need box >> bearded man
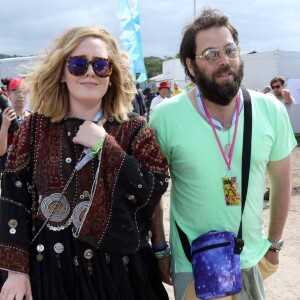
[149,8,297,300]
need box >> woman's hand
[1,108,16,130]
[0,272,32,300]
[73,119,107,148]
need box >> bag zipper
[192,241,231,255]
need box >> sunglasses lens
[272,85,281,89]
[204,49,220,62]
[93,59,111,77]
[67,57,88,76]
[199,49,220,63]
[225,44,239,59]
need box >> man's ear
[186,58,195,77]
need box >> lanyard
[201,94,240,171]
[93,110,104,122]
[195,87,243,131]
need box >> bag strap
[176,88,252,261]
[235,88,252,253]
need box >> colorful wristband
[153,246,171,259]
[88,134,106,158]
[152,241,168,250]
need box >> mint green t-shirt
[150,89,297,273]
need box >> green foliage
[0,54,22,59]
[144,55,177,79]
[144,56,163,79]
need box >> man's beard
[193,60,244,106]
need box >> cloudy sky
[1,0,299,58]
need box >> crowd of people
[0,7,297,300]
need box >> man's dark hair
[270,76,285,87]
[179,8,239,82]
[143,87,151,95]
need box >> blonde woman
[0,26,169,300]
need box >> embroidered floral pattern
[0,244,29,274]
[0,113,169,273]
[5,117,32,172]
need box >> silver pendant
[39,193,71,229]
[72,201,89,229]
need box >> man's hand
[265,249,279,265]
[157,255,172,285]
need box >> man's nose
[218,52,230,65]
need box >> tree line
[0,54,179,79]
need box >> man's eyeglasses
[194,43,240,64]
[67,56,113,78]
[271,84,282,90]
[12,89,30,96]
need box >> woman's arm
[0,272,32,300]
[0,116,33,277]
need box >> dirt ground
[162,146,300,300]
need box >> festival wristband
[152,241,168,251]
[153,247,171,259]
[88,134,107,158]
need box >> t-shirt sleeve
[149,108,170,163]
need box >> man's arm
[282,89,293,105]
[151,200,172,285]
[266,154,292,263]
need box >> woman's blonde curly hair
[26,26,135,123]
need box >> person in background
[172,82,182,96]
[0,26,169,300]
[262,85,275,97]
[150,8,296,300]
[120,51,147,118]
[150,81,170,110]
[0,82,8,98]
[270,76,294,108]
[0,77,30,178]
[132,83,147,117]
[143,87,156,117]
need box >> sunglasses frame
[12,89,30,96]
[67,56,113,78]
[194,43,240,64]
[271,84,282,90]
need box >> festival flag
[117,0,148,82]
